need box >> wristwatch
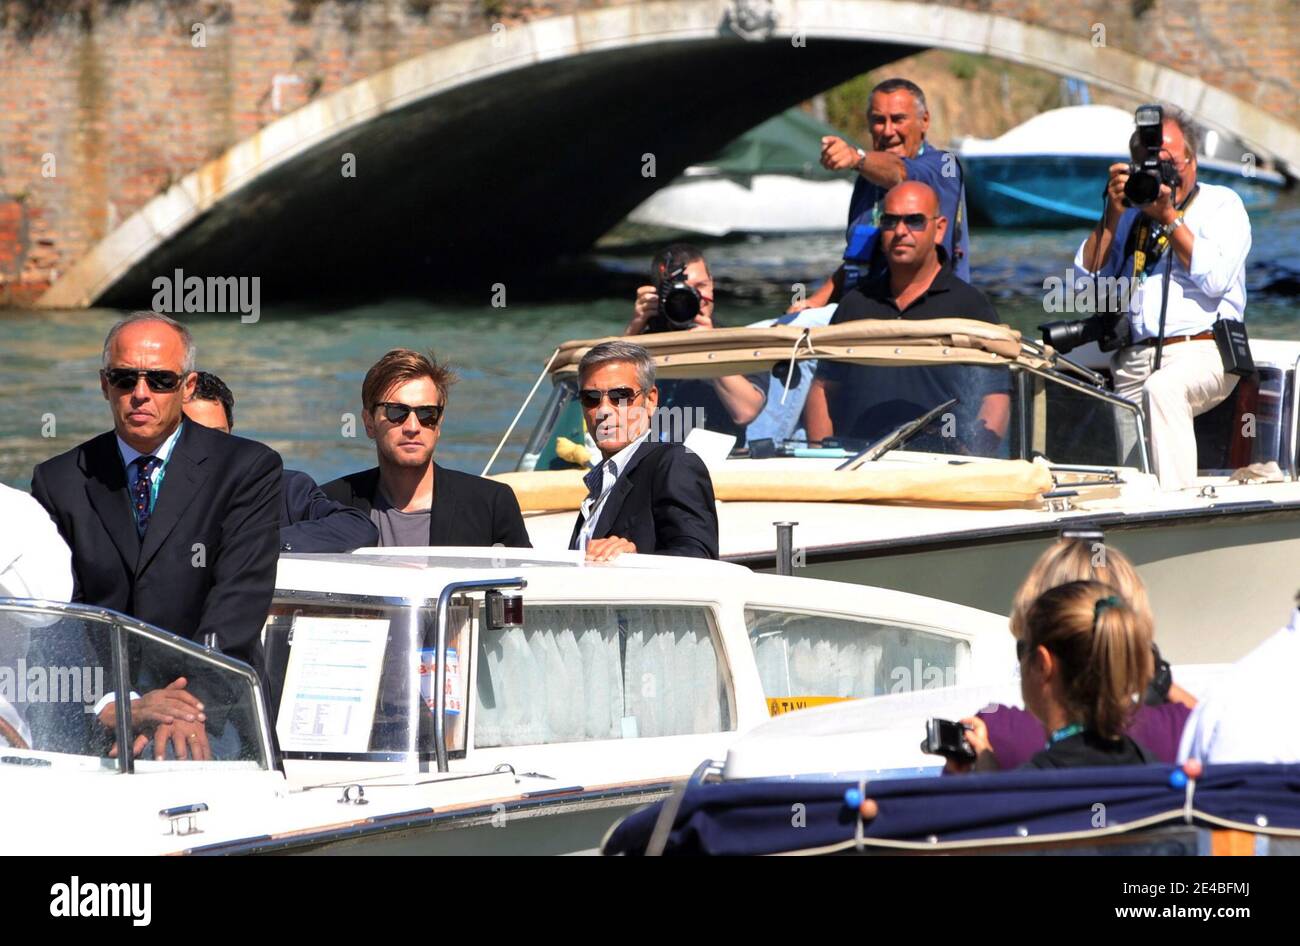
[1166,216,1184,233]
[855,147,866,172]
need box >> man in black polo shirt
[804,181,1011,456]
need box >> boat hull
[197,785,669,856]
[734,503,1300,665]
[963,154,1285,228]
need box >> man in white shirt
[0,483,73,602]
[1178,604,1300,764]
[1073,106,1251,490]
[0,483,74,749]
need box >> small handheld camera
[920,717,976,762]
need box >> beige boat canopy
[548,318,1053,380]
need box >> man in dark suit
[321,349,530,548]
[30,312,281,760]
[183,371,378,553]
[569,340,718,561]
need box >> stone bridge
[0,0,1294,307]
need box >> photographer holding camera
[623,244,767,443]
[1061,105,1251,491]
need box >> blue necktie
[132,455,162,536]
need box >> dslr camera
[1123,104,1181,206]
[646,261,702,333]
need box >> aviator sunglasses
[102,368,185,392]
[879,212,937,233]
[578,387,643,409]
[375,401,444,427]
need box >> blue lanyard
[1049,723,1085,746]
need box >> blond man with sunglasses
[322,348,530,549]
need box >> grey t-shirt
[370,490,432,548]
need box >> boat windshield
[0,600,271,770]
[513,349,1162,472]
[516,361,1021,469]
[264,596,471,762]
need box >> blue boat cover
[602,763,1300,856]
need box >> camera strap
[1130,184,1199,280]
[1139,185,1198,372]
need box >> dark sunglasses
[880,212,937,233]
[102,368,185,392]
[375,401,444,427]
[578,387,643,409]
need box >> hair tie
[1093,594,1122,626]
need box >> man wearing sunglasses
[568,341,718,562]
[322,349,530,549]
[30,312,282,761]
[183,371,378,553]
[804,181,1010,454]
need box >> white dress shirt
[577,433,648,551]
[0,484,73,749]
[1073,181,1251,342]
[1178,609,1300,764]
[0,483,73,602]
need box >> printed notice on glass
[275,616,390,753]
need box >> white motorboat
[0,548,1014,855]
[624,108,854,236]
[488,320,1300,665]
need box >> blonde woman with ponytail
[955,538,1193,770]
[953,580,1157,771]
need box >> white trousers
[1111,341,1237,491]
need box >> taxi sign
[766,695,852,717]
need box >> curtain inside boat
[745,608,971,699]
[474,604,729,747]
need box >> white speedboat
[624,108,855,236]
[489,320,1300,665]
[0,548,1014,855]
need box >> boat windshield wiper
[836,397,959,470]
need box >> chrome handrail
[1289,357,1300,479]
[431,578,526,773]
[0,597,275,771]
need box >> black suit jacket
[30,420,282,668]
[280,469,378,553]
[568,441,718,559]
[321,462,531,548]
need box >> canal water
[3,207,1297,490]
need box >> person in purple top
[977,691,1192,768]
[949,537,1196,771]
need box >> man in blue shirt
[793,78,970,312]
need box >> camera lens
[1123,169,1161,206]
[1040,320,1086,353]
[662,283,701,329]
